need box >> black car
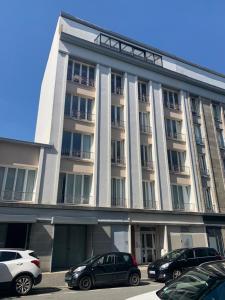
[148,247,223,282]
[65,252,141,290]
[155,260,225,300]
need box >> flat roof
[61,11,225,80]
[0,136,52,148]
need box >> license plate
[150,270,155,275]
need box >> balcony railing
[111,119,125,128]
[71,75,95,87]
[111,157,125,166]
[61,149,94,160]
[164,103,181,111]
[173,202,195,212]
[140,124,152,134]
[112,87,123,95]
[111,197,126,208]
[138,94,149,103]
[143,200,157,210]
[0,190,34,202]
[58,196,92,205]
[204,203,215,213]
[167,132,185,142]
[200,168,210,177]
[169,165,190,175]
[95,33,163,67]
[195,137,205,146]
[142,160,154,170]
[65,111,95,122]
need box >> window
[191,97,200,115]
[199,154,208,175]
[163,89,180,110]
[111,140,125,164]
[140,145,153,168]
[184,249,194,259]
[111,178,125,207]
[139,112,151,133]
[167,150,186,173]
[111,73,122,95]
[171,185,191,210]
[64,94,93,121]
[104,254,115,265]
[142,181,155,209]
[0,251,18,262]
[111,105,124,127]
[213,104,221,122]
[217,129,225,148]
[61,131,92,159]
[67,60,95,87]
[208,248,218,256]
[195,248,208,258]
[194,124,203,145]
[138,82,148,102]
[57,173,92,205]
[165,119,183,140]
[204,187,213,211]
[0,167,36,202]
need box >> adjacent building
[1,12,225,271]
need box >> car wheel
[173,269,182,279]
[13,275,33,296]
[129,273,140,286]
[78,276,92,290]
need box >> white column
[162,225,169,256]
[151,82,172,210]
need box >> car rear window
[195,248,208,258]
[0,251,18,262]
[29,251,38,259]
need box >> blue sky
[0,0,225,141]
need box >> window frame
[65,94,94,122]
[111,73,123,95]
[111,177,125,207]
[67,59,95,87]
[142,181,155,209]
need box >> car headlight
[73,266,86,273]
[160,263,170,270]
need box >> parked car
[65,252,141,290]
[148,247,223,282]
[0,249,42,296]
[146,260,225,300]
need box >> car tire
[78,276,92,290]
[172,269,182,279]
[129,273,140,286]
[13,274,33,296]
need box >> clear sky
[0,0,225,141]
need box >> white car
[0,249,42,296]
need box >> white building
[1,12,225,271]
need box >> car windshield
[157,269,217,300]
[81,255,101,265]
[161,249,186,260]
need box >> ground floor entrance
[141,231,156,264]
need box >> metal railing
[173,202,195,212]
[71,75,95,87]
[112,87,123,95]
[200,168,210,177]
[138,94,150,103]
[142,160,154,170]
[164,103,181,111]
[95,33,163,67]
[111,119,125,128]
[204,203,216,213]
[57,196,92,205]
[140,124,152,134]
[65,111,95,122]
[111,157,125,166]
[143,200,157,210]
[166,132,185,142]
[195,137,205,145]
[0,190,34,202]
[111,197,126,208]
[61,149,94,160]
[169,165,190,175]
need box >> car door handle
[17,263,23,266]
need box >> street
[0,268,164,300]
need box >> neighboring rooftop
[0,136,51,148]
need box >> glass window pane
[111,74,115,93]
[57,173,66,203]
[116,76,122,92]
[64,94,71,116]
[83,135,91,159]
[25,170,36,201]
[89,67,95,86]
[83,175,91,204]
[66,174,74,204]
[72,96,79,118]
[87,100,92,121]
[0,167,5,194]
[80,98,86,119]
[67,60,73,81]
[4,168,16,200]
[74,175,82,204]
[62,131,71,156]
[81,65,88,84]
[72,133,81,157]
[74,63,80,82]
[14,169,25,200]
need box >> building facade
[1,12,225,271]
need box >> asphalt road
[0,280,163,300]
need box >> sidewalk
[39,265,148,288]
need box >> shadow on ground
[0,287,61,299]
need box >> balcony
[58,196,92,205]
[111,119,125,129]
[112,87,123,96]
[143,200,157,210]
[95,33,163,67]
[70,75,95,88]
[0,190,34,202]
[169,165,190,175]
[164,103,181,112]
[138,94,149,103]
[140,124,152,134]
[204,203,215,213]
[167,132,185,142]
[111,157,125,166]
[111,197,126,208]
[65,111,95,123]
[61,149,94,161]
[173,202,195,212]
[142,160,154,170]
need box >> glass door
[141,231,156,263]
